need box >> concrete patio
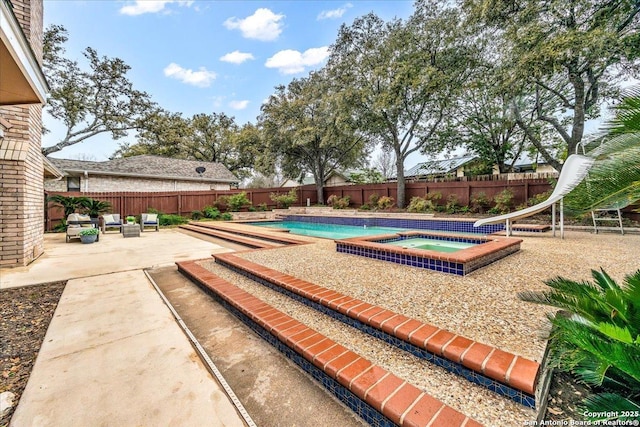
[1,230,248,426]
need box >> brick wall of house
[0,0,45,267]
[44,175,231,192]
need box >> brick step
[176,260,483,427]
[186,221,306,246]
[213,253,539,408]
[179,224,278,249]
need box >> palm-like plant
[565,86,640,212]
[80,198,112,218]
[519,269,640,421]
[47,195,91,217]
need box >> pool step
[212,252,539,408]
[176,260,483,427]
[185,221,307,246]
[179,224,277,249]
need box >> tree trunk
[316,184,324,205]
[395,154,406,208]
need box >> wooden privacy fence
[45,179,554,231]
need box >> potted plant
[126,215,136,224]
[78,227,99,244]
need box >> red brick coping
[180,224,276,249]
[212,252,539,397]
[177,260,482,427]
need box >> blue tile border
[215,259,536,409]
[186,272,396,427]
[284,215,504,235]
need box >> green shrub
[191,210,203,220]
[359,203,373,211]
[445,194,461,214]
[493,189,514,214]
[257,203,268,211]
[213,196,229,212]
[527,189,553,207]
[470,192,491,214]
[203,206,221,219]
[78,227,99,236]
[332,196,351,209]
[368,193,380,206]
[407,194,439,213]
[377,196,394,210]
[227,192,251,212]
[519,269,640,422]
[221,212,233,221]
[270,189,297,208]
[159,214,188,226]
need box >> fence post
[178,192,182,216]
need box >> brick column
[0,0,45,267]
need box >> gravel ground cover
[199,225,638,425]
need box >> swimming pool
[248,221,407,239]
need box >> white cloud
[163,63,216,87]
[220,51,255,64]
[317,3,352,20]
[223,8,284,41]
[229,100,250,110]
[120,0,193,16]
[265,47,329,74]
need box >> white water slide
[473,154,595,238]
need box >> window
[67,177,80,191]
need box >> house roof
[47,155,238,183]
[404,155,477,177]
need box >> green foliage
[377,196,394,210]
[202,206,221,219]
[368,193,380,206]
[565,86,640,213]
[191,210,203,220]
[470,192,491,214]
[519,269,640,421]
[159,214,188,226]
[221,213,233,221]
[527,190,553,207]
[256,203,268,212]
[407,195,438,213]
[78,227,99,236]
[42,25,156,156]
[213,196,229,212]
[258,69,370,204]
[466,0,639,168]
[227,192,251,212]
[47,195,90,217]
[328,4,475,207]
[269,189,298,209]
[349,169,385,184]
[492,189,514,213]
[126,215,136,223]
[80,199,112,218]
[445,194,461,213]
[331,196,351,210]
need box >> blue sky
[43,0,415,161]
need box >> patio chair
[66,213,100,243]
[140,213,159,232]
[100,213,123,233]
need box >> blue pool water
[248,221,407,239]
[384,237,475,253]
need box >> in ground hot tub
[335,231,522,275]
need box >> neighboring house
[404,154,557,181]
[0,0,49,267]
[404,155,479,180]
[45,155,238,193]
[280,169,380,188]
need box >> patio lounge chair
[100,213,123,233]
[66,213,100,243]
[140,213,159,232]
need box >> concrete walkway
[1,230,248,426]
